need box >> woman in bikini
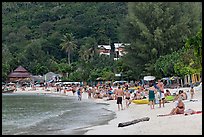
[158,99,185,116]
[158,99,202,117]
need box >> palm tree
[79,47,89,62]
[60,33,77,65]
[79,37,97,62]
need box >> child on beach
[87,87,92,99]
[77,87,82,101]
[190,87,195,99]
[72,85,76,95]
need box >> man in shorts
[115,86,124,111]
[156,80,165,107]
[124,87,131,108]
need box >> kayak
[132,99,149,104]
[165,95,174,101]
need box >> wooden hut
[8,66,31,82]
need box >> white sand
[12,86,202,135]
[84,87,202,135]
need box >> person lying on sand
[184,109,202,116]
[158,109,202,117]
[157,99,202,117]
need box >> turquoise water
[2,93,115,135]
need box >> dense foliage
[119,2,202,79]
[2,2,127,81]
[2,2,202,82]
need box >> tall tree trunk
[68,52,71,65]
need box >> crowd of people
[3,79,198,114]
[52,79,196,112]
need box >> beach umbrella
[143,76,155,81]
[8,82,15,85]
[162,77,169,80]
[96,77,103,81]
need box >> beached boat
[132,99,149,104]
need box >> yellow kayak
[132,99,149,104]
[165,95,174,101]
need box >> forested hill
[2,2,202,82]
[3,2,127,43]
[2,2,128,80]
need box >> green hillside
[2,2,202,82]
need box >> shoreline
[4,88,117,135]
[6,86,202,135]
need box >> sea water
[2,93,115,135]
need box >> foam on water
[2,93,115,135]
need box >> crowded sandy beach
[5,80,202,135]
[84,86,202,135]
[2,2,202,135]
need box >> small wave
[33,109,72,124]
[57,110,72,117]
[12,109,72,130]
[3,94,117,135]
[14,131,29,135]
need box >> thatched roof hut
[8,66,31,82]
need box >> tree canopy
[119,2,202,79]
[2,2,202,82]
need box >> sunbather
[157,99,185,116]
[157,99,202,117]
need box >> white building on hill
[97,43,130,60]
[97,45,111,56]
